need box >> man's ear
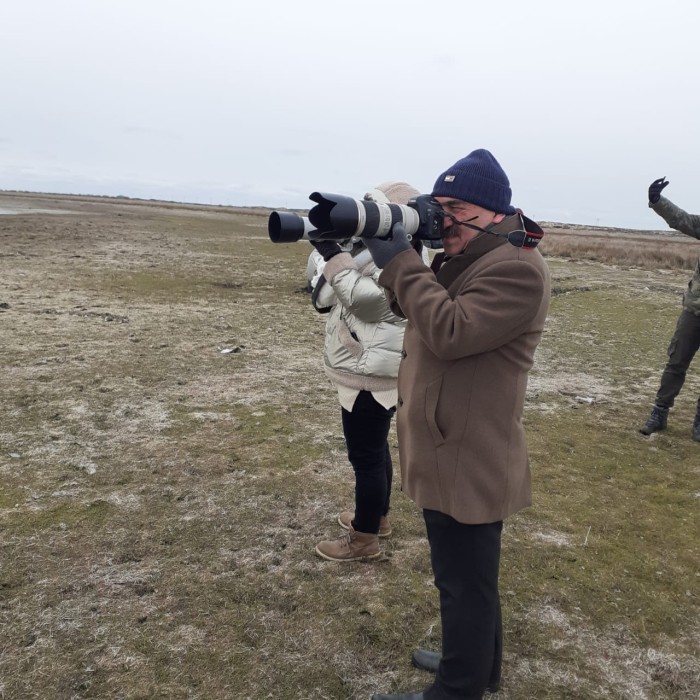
[493,213,506,224]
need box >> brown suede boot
[338,510,392,537]
[315,528,381,561]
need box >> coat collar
[436,227,507,290]
[434,213,538,290]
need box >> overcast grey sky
[2,0,699,229]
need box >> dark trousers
[655,309,700,413]
[341,390,394,535]
[423,510,503,700]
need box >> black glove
[364,223,412,269]
[310,239,342,262]
[648,177,669,204]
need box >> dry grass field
[1,191,698,699]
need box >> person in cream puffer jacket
[311,181,424,562]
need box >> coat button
[398,398,403,407]
[401,350,407,358]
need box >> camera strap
[450,213,543,250]
[498,227,543,250]
[492,213,544,250]
[311,274,333,314]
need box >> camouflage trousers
[655,309,700,413]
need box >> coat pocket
[424,375,446,445]
[338,319,362,358]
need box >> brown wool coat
[378,230,551,524]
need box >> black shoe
[410,649,500,693]
[640,405,668,435]
[412,648,440,673]
[371,693,424,700]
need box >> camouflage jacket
[651,196,700,315]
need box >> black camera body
[268,193,445,249]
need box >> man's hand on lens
[648,177,669,204]
[364,223,412,269]
[310,240,342,261]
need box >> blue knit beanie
[431,149,515,215]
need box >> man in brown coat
[365,149,551,700]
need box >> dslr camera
[268,192,445,249]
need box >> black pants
[423,510,503,700]
[341,390,394,535]
[655,309,700,413]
